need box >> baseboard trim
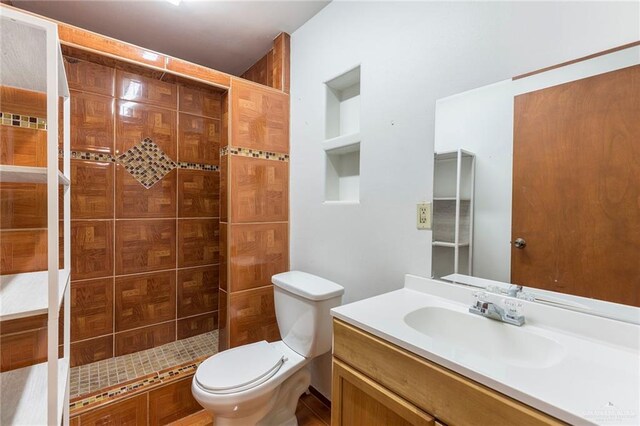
[309,385,331,408]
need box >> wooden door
[512,65,640,306]
[332,359,434,426]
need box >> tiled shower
[1,51,223,369]
[65,53,222,365]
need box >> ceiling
[11,0,330,75]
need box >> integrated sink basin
[404,306,565,369]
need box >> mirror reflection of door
[511,65,640,307]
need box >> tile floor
[168,392,331,426]
[70,331,218,398]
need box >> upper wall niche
[325,66,360,139]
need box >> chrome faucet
[469,292,525,326]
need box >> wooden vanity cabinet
[332,320,564,426]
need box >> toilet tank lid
[272,271,344,301]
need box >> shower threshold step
[69,331,218,416]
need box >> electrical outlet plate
[417,202,431,230]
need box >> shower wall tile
[71,160,114,219]
[228,286,280,348]
[177,219,219,268]
[177,313,218,340]
[179,84,222,118]
[70,90,115,154]
[114,321,176,356]
[115,166,177,218]
[64,57,115,96]
[220,154,228,223]
[177,265,219,318]
[116,70,177,109]
[0,183,47,229]
[115,219,176,275]
[0,229,47,274]
[218,289,228,351]
[177,169,219,218]
[70,335,114,367]
[229,223,288,292]
[230,155,289,223]
[116,100,176,157]
[0,126,47,167]
[177,113,220,165]
[0,85,47,117]
[0,328,48,371]
[219,223,228,292]
[115,271,177,332]
[71,220,114,280]
[70,278,114,341]
[230,79,289,153]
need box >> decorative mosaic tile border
[69,150,116,163]
[59,149,219,171]
[177,162,219,171]
[0,112,47,130]
[221,146,289,162]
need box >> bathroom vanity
[330,275,640,426]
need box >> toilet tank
[272,271,344,358]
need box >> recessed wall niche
[324,66,361,202]
[325,66,360,139]
[325,143,360,202]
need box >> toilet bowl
[192,271,344,425]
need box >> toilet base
[257,366,311,426]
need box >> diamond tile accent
[117,138,177,188]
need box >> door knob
[512,238,526,249]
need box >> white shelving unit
[0,6,71,426]
[323,66,361,203]
[432,149,475,279]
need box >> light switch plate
[417,202,431,230]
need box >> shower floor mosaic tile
[70,331,218,400]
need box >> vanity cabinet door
[332,359,435,426]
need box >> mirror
[431,43,640,323]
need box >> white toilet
[192,271,344,425]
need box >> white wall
[290,1,640,398]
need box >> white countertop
[331,275,640,425]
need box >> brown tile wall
[220,78,290,349]
[240,33,291,94]
[72,376,201,426]
[65,56,223,366]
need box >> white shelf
[322,132,360,153]
[433,197,471,201]
[0,165,70,186]
[0,269,70,321]
[433,241,470,248]
[0,358,69,426]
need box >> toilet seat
[195,341,285,394]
